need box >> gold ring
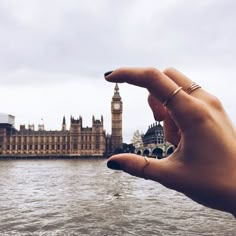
[163,87,182,106]
[142,156,150,180]
[185,82,201,94]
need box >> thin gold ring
[185,82,201,94]
[142,156,150,180]
[163,87,182,106]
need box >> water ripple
[0,159,235,235]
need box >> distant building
[142,122,165,146]
[0,84,123,158]
[111,83,123,152]
[135,122,175,158]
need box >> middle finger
[163,67,207,100]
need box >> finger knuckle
[190,101,214,124]
[144,67,162,81]
[206,95,223,111]
[163,67,175,75]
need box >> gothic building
[111,83,123,151]
[142,122,165,146]
[137,122,174,158]
[0,84,123,158]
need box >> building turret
[62,116,66,131]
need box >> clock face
[113,103,120,109]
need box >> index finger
[104,67,203,130]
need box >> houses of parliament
[0,84,123,158]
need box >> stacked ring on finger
[163,87,182,107]
[185,82,201,94]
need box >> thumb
[107,153,174,184]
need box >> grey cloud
[0,0,236,86]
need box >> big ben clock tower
[111,83,123,152]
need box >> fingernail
[104,71,113,77]
[107,160,121,170]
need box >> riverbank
[0,154,108,160]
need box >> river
[0,159,235,236]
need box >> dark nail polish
[107,160,121,170]
[104,71,113,77]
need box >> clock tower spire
[111,83,123,152]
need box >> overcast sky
[0,0,236,142]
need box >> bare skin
[105,67,236,217]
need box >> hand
[105,67,236,216]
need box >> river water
[0,159,235,236]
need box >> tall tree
[131,130,143,149]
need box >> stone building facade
[0,84,123,157]
[111,83,123,151]
[134,122,175,158]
